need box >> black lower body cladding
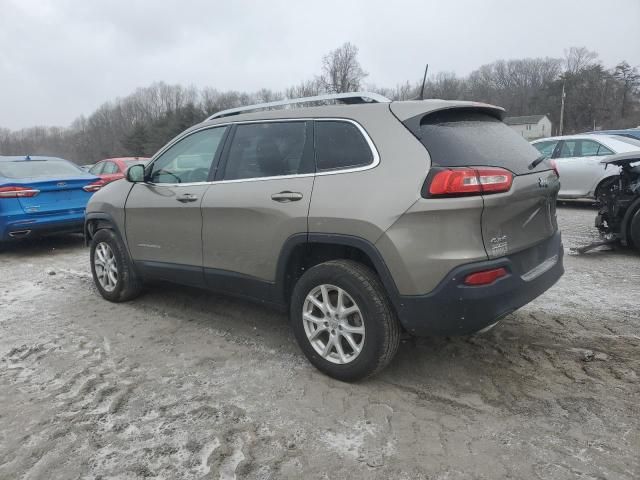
[397,231,564,336]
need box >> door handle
[177,193,199,203]
[271,191,303,202]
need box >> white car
[532,134,640,199]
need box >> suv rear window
[315,121,373,171]
[412,110,549,175]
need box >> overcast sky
[2,0,639,130]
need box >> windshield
[0,159,83,179]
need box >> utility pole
[559,81,566,136]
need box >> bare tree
[613,61,640,118]
[319,42,368,93]
[285,79,323,99]
[564,47,598,74]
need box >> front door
[125,126,228,284]
[201,121,315,300]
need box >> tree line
[1,44,638,164]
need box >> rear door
[406,109,559,259]
[201,120,314,293]
[125,126,228,283]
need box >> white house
[504,115,552,140]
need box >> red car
[88,157,149,186]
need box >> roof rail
[206,91,391,120]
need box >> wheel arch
[593,175,620,199]
[275,233,401,309]
[84,213,128,252]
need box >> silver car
[532,134,640,199]
[85,92,564,381]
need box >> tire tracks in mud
[0,329,299,479]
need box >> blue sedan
[0,155,103,242]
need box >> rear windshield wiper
[528,155,547,171]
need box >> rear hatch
[0,159,99,216]
[398,107,560,260]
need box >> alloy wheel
[94,242,118,292]
[302,284,365,365]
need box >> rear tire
[90,229,143,302]
[290,260,400,382]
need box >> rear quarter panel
[375,196,487,295]
[308,108,428,243]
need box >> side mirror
[126,164,145,183]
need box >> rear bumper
[396,231,564,336]
[0,212,85,241]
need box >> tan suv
[85,92,564,381]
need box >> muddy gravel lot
[0,203,638,480]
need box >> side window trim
[143,117,380,185]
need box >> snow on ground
[0,203,638,479]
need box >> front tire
[290,260,400,382]
[90,229,143,302]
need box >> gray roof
[503,115,547,125]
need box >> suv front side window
[222,121,311,180]
[149,127,227,184]
[315,121,374,171]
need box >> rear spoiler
[390,101,505,138]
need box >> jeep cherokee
[85,92,564,381]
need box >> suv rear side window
[315,121,373,171]
[413,110,548,175]
[223,121,311,180]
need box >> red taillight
[464,267,508,286]
[425,167,513,197]
[0,186,40,198]
[83,180,105,192]
[550,159,559,178]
